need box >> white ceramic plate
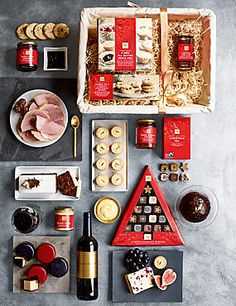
[15,166,81,201]
[10,89,68,148]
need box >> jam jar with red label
[177,35,194,70]
[16,42,38,72]
[136,119,157,149]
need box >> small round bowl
[175,185,219,229]
[94,197,121,224]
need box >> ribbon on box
[159,8,174,114]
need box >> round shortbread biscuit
[43,23,56,40]
[53,23,70,38]
[25,23,38,40]
[34,23,47,40]
[16,23,29,40]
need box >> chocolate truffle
[179,192,211,223]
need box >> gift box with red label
[98,17,153,72]
[163,117,191,160]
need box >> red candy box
[163,117,191,160]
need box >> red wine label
[136,126,157,144]
[54,214,74,230]
[77,251,97,279]
[17,49,38,65]
[89,74,113,100]
[178,44,194,61]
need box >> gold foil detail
[77,251,97,279]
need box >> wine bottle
[77,212,98,300]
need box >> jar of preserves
[54,206,74,231]
[177,35,194,70]
[16,42,38,72]
[136,119,157,149]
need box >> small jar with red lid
[136,119,157,149]
[177,35,194,71]
[16,42,38,72]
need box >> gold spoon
[71,115,80,158]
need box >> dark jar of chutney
[136,119,157,149]
[16,42,38,72]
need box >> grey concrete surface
[0,0,236,306]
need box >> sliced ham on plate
[18,130,38,142]
[31,131,48,141]
[35,116,65,135]
[21,110,50,132]
[33,93,62,107]
[29,101,38,111]
[39,104,65,127]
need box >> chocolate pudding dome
[179,192,211,223]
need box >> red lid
[36,243,56,264]
[27,265,47,284]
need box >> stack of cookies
[16,23,70,40]
[141,79,156,94]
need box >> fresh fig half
[162,268,177,286]
[154,275,167,291]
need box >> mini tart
[154,256,167,270]
[110,173,123,186]
[136,51,152,64]
[142,78,155,86]
[95,126,109,139]
[95,174,109,187]
[102,41,114,51]
[95,142,109,155]
[95,158,109,171]
[110,142,123,155]
[111,158,124,171]
[110,125,123,138]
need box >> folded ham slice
[21,110,50,132]
[18,130,38,142]
[36,116,64,135]
[33,93,62,107]
[40,104,65,127]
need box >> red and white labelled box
[163,117,191,160]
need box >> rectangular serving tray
[91,120,128,192]
[15,166,81,201]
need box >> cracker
[43,22,56,40]
[34,23,47,40]
[25,23,38,40]
[53,23,70,38]
[16,23,29,40]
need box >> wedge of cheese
[125,267,154,294]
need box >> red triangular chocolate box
[112,166,184,246]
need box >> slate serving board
[112,250,183,303]
[13,236,70,293]
[0,78,82,161]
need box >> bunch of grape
[124,248,150,272]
